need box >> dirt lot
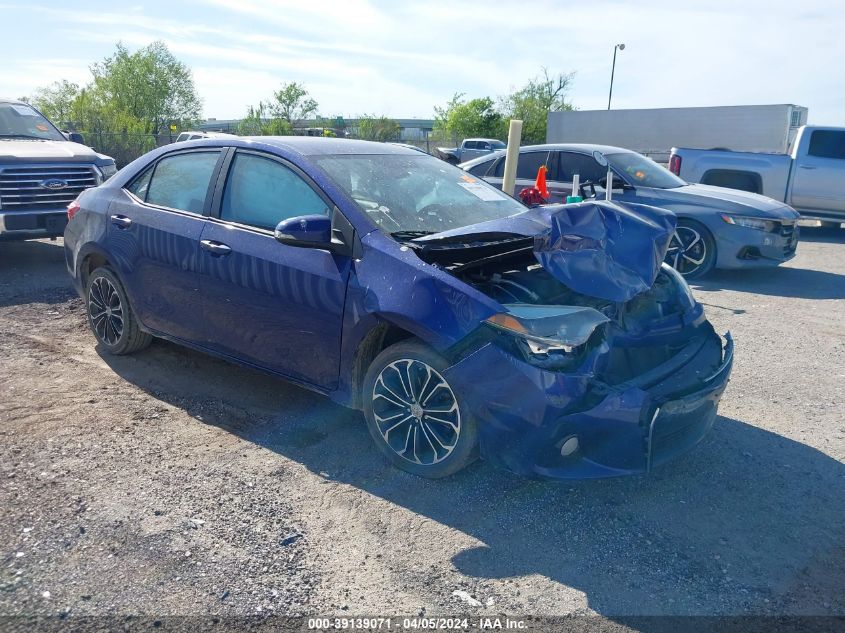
[1,228,843,621]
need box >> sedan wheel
[665,221,716,278]
[363,341,477,478]
[89,276,124,345]
[86,267,152,355]
[372,359,461,466]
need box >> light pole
[607,43,625,110]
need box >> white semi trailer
[546,104,808,164]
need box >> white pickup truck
[669,125,845,225]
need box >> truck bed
[671,147,792,202]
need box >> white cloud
[2,0,842,124]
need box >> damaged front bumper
[443,328,733,479]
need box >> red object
[67,199,81,220]
[535,165,549,198]
[519,187,547,206]
[668,154,682,176]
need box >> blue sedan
[461,144,801,278]
[64,137,732,479]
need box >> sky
[1,0,842,125]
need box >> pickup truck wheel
[86,267,152,355]
[362,341,478,478]
[665,219,716,279]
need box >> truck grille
[0,165,97,211]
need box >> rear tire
[362,340,478,478]
[665,219,716,279]
[86,266,152,355]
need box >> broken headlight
[661,263,696,310]
[485,304,610,368]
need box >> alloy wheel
[89,276,124,345]
[665,226,708,276]
[371,359,461,466]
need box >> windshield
[490,140,506,149]
[605,152,686,189]
[0,103,65,141]
[315,154,527,235]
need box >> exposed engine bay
[412,236,690,328]
[411,235,711,381]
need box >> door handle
[200,239,232,256]
[798,165,817,170]
[110,214,132,229]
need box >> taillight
[67,199,81,220]
[668,154,682,175]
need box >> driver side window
[221,153,330,231]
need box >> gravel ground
[0,227,843,621]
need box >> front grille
[0,165,97,211]
[780,221,798,255]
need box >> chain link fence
[79,131,176,168]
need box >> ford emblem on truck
[40,178,68,190]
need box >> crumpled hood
[0,139,103,163]
[638,183,798,219]
[416,201,677,302]
[532,201,676,302]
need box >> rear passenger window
[221,153,330,231]
[808,130,845,160]
[515,152,550,179]
[463,141,478,150]
[145,151,220,214]
[127,166,153,200]
[466,159,493,177]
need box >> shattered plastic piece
[533,201,676,302]
[452,590,483,607]
[280,532,303,546]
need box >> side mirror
[68,132,85,145]
[599,176,628,192]
[274,215,332,248]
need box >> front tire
[86,267,152,355]
[362,341,478,478]
[665,219,716,279]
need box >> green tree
[90,41,202,134]
[433,93,504,143]
[355,114,400,141]
[29,41,198,166]
[237,103,292,136]
[268,82,318,127]
[30,80,80,125]
[68,86,156,167]
[500,69,574,144]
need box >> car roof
[0,97,27,105]
[183,136,423,156]
[459,143,637,167]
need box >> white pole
[501,119,523,196]
[605,168,613,201]
[572,173,580,198]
